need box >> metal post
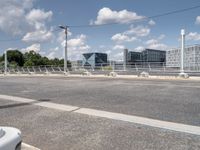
[180,29,185,73]
[59,25,68,74]
[179,29,188,78]
[4,50,7,75]
[64,27,68,73]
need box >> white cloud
[57,30,72,44]
[148,20,156,26]
[134,46,144,52]
[111,25,150,44]
[0,0,54,44]
[66,34,90,60]
[111,33,137,43]
[0,0,34,35]
[113,52,123,61]
[22,30,53,43]
[147,43,167,50]
[158,34,166,40]
[186,32,200,41]
[195,16,200,25]
[113,45,125,50]
[47,51,56,59]
[145,35,168,50]
[92,7,144,25]
[145,39,158,45]
[26,9,53,30]
[125,25,150,37]
[105,50,112,55]
[22,43,41,53]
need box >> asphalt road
[0,76,200,150]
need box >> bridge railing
[0,62,200,75]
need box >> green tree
[24,51,42,66]
[4,50,24,66]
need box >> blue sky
[1,0,200,61]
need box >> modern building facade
[82,53,108,68]
[166,45,200,68]
[141,49,166,62]
[125,48,166,63]
[128,51,142,62]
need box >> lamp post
[179,29,188,78]
[59,25,68,74]
[4,50,7,75]
[180,29,185,73]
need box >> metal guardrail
[1,62,200,76]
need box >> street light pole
[59,25,68,74]
[180,29,185,73]
[179,29,189,78]
[4,50,7,75]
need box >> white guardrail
[0,62,200,76]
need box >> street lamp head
[59,25,67,29]
[181,29,185,36]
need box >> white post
[64,27,68,73]
[180,29,185,73]
[179,29,188,78]
[4,50,7,75]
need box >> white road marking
[35,102,79,112]
[22,143,40,150]
[1,94,200,136]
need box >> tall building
[82,53,107,68]
[166,45,200,68]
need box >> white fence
[0,62,200,76]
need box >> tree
[4,50,24,66]
[24,51,42,66]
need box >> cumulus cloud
[145,39,158,45]
[158,34,166,40]
[186,32,200,41]
[125,25,150,37]
[0,0,34,35]
[47,51,56,59]
[145,34,168,50]
[111,33,137,43]
[26,9,53,30]
[92,7,144,25]
[134,46,145,52]
[195,16,200,25]
[113,52,123,61]
[147,43,167,50]
[22,30,53,43]
[57,29,72,44]
[22,43,41,53]
[113,45,125,50]
[65,34,90,60]
[148,20,156,26]
[0,0,54,43]
[111,25,150,44]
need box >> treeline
[0,50,71,68]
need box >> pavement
[0,76,200,150]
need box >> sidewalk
[1,73,200,81]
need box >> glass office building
[126,49,166,63]
[141,49,166,62]
[82,53,108,68]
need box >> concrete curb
[1,73,200,81]
[22,143,40,150]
